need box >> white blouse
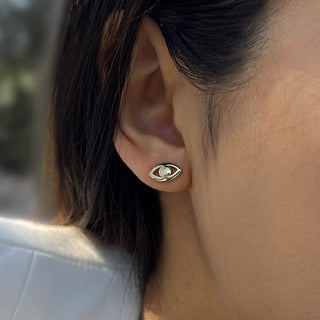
[0,216,142,320]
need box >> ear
[108,17,191,192]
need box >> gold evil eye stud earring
[149,163,182,182]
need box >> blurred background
[0,0,64,222]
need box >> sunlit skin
[111,1,320,319]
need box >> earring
[149,163,182,182]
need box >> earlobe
[114,122,191,192]
[111,17,192,192]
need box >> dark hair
[45,0,270,285]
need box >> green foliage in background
[0,0,55,174]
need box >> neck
[142,191,226,320]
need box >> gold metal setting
[149,163,182,182]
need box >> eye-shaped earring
[149,163,182,182]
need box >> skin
[112,1,320,319]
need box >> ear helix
[149,163,182,182]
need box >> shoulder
[0,216,142,320]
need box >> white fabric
[0,216,142,320]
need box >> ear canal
[149,163,182,182]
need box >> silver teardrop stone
[159,165,172,177]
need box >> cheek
[192,74,320,319]
[270,0,320,79]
